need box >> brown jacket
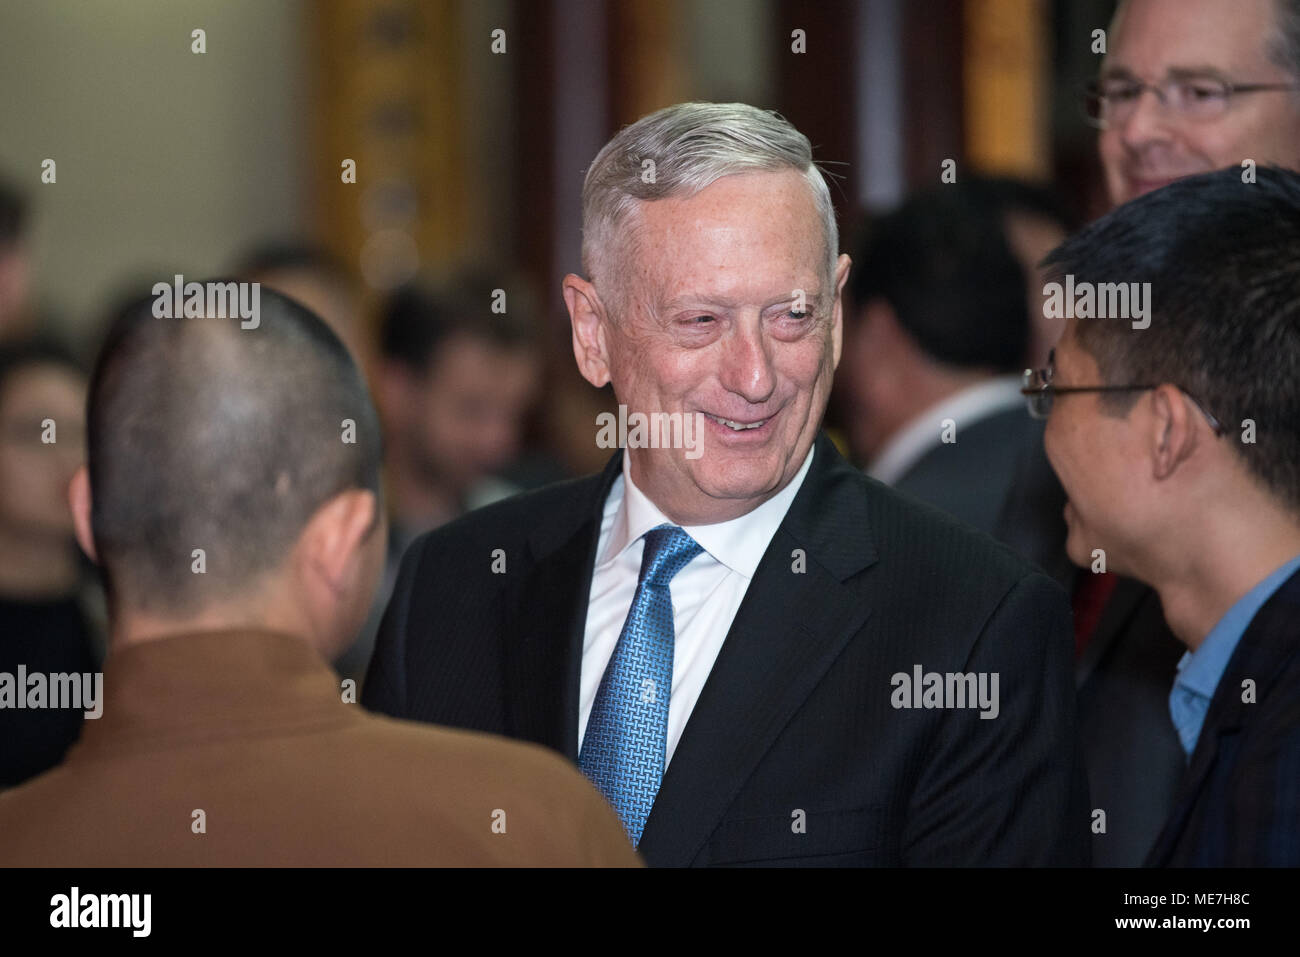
[0,630,641,867]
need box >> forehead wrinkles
[1108,0,1275,74]
[642,203,825,305]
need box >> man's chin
[690,458,790,508]
[1118,171,1206,204]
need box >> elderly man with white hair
[365,102,1089,867]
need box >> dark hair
[849,182,1030,372]
[1044,165,1300,512]
[86,283,383,613]
[379,274,536,375]
[959,176,1080,234]
[0,176,27,246]
[0,339,83,399]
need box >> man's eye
[689,315,714,324]
[1103,84,1141,102]
[788,310,809,320]
[1183,82,1226,100]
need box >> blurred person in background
[1095,0,1300,207]
[961,178,1077,370]
[237,241,369,371]
[842,182,1066,578]
[335,275,541,683]
[0,340,100,788]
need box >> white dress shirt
[867,374,1026,486]
[579,445,816,767]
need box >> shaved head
[86,284,382,614]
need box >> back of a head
[1045,165,1300,512]
[851,183,1030,373]
[86,284,382,615]
[959,176,1078,235]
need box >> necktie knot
[639,524,703,589]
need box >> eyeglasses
[1083,73,1300,129]
[1020,350,1225,436]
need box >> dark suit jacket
[1146,567,1300,866]
[365,433,1089,866]
[0,630,641,867]
[893,409,1072,586]
[1075,577,1187,866]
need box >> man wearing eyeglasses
[1057,0,1300,867]
[1024,166,1300,866]
[1092,0,1300,206]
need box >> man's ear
[68,465,97,563]
[830,253,852,369]
[297,488,380,599]
[563,274,612,388]
[1149,384,1199,481]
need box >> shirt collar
[867,375,1025,485]
[599,443,817,579]
[75,630,354,758]
[1174,552,1300,702]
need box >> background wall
[0,0,307,339]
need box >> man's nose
[718,319,776,404]
[1117,87,1175,150]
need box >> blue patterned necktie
[579,523,703,846]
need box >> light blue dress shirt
[1169,553,1300,759]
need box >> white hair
[580,102,839,315]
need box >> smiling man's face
[1100,0,1300,206]
[573,168,850,525]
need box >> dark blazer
[1146,567,1300,866]
[365,433,1090,866]
[1076,577,1187,866]
[893,409,1072,586]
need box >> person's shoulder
[352,712,641,865]
[357,710,584,789]
[841,459,1050,590]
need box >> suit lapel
[1146,568,1300,865]
[500,452,623,760]
[637,435,878,866]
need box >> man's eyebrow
[1100,64,1232,82]
[1166,65,1233,81]
[1099,64,1138,81]
[658,294,742,312]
